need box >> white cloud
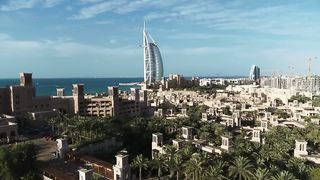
[95,20,113,25]
[0,33,11,40]
[164,32,232,40]
[115,0,180,14]
[109,39,117,44]
[44,0,64,7]
[0,0,64,11]
[0,0,39,11]
[65,5,73,11]
[79,0,104,4]
[69,0,127,20]
[177,47,227,55]
[0,33,138,59]
[70,0,182,20]
[0,33,142,77]
[144,12,178,21]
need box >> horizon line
[0,75,251,79]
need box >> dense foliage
[312,96,320,107]
[48,105,320,180]
[48,115,121,148]
[0,143,37,180]
[289,95,311,104]
[129,123,320,180]
[187,85,226,95]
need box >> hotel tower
[143,22,164,85]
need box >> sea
[0,78,143,96]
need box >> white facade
[143,22,163,85]
[113,151,131,180]
[261,75,320,95]
[56,138,69,159]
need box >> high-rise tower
[143,22,164,85]
[249,65,261,82]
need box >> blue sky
[0,0,319,78]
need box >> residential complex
[149,83,320,165]
[199,66,259,87]
[261,75,320,96]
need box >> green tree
[164,145,177,160]
[308,168,320,180]
[132,154,148,180]
[168,153,183,180]
[11,143,37,178]
[0,148,13,180]
[271,171,297,180]
[287,158,309,179]
[184,154,204,180]
[289,95,311,104]
[229,156,253,180]
[204,162,227,180]
[274,109,290,119]
[254,168,271,180]
[312,96,320,107]
[152,153,167,179]
[0,143,37,180]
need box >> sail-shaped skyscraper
[143,22,163,85]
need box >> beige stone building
[0,73,146,120]
[159,74,199,90]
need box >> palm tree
[271,171,297,180]
[184,154,203,180]
[254,168,271,180]
[164,145,177,160]
[152,153,167,179]
[181,144,194,160]
[204,164,227,180]
[308,168,320,180]
[168,153,183,180]
[286,158,308,179]
[229,156,253,180]
[132,154,148,180]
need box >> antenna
[143,20,156,44]
[142,20,148,48]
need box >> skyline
[0,0,320,78]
